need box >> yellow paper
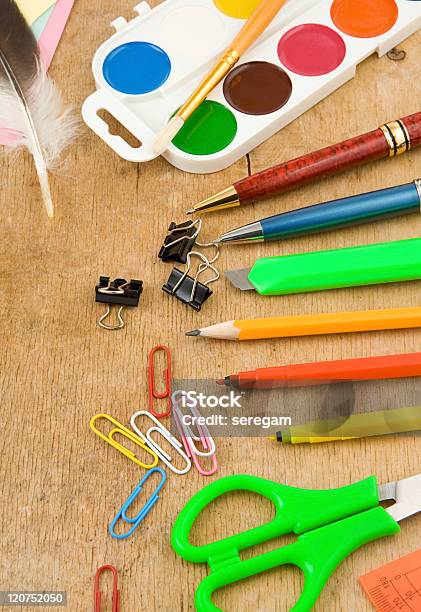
[16,0,56,26]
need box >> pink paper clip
[172,391,218,477]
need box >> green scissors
[172,473,421,611]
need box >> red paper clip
[94,565,120,612]
[147,345,172,418]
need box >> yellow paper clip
[90,413,158,469]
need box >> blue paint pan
[102,41,171,95]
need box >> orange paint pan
[331,0,399,38]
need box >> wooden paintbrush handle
[232,0,287,56]
[235,112,421,204]
[177,0,287,124]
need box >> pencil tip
[185,209,194,215]
[186,329,201,337]
[216,379,225,385]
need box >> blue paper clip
[109,467,167,540]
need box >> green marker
[226,237,421,295]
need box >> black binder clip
[162,253,219,311]
[95,277,143,330]
[158,219,202,264]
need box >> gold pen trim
[380,124,397,157]
[396,119,411,150]
[385,120,409,156]
[190,185,240,214]
[380,119,411,157]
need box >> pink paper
[38,0,75,70]
[0,0,75,145]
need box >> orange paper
[360,549,421,611]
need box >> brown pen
[187,111,421,215]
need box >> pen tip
[186,329,201,337]
[185,209,194,215]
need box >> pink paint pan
[277,23,346,77]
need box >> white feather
[0,63,78,163]
[0,61,78,216]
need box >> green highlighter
[225,237,421,295]
[171,473,421,612]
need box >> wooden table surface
[1,2,420,610]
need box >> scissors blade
[379,473,421,523]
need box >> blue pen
[217,180,421,244]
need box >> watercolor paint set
[82,0,421,174]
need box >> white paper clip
[130,410,191,475]
[172,391,218,477]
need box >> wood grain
[0,1,420,610]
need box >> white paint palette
[82,0,421,174]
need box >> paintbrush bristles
[153,115,184,154]
[0,0,78,218]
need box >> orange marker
[219,352,421,389]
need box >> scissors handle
[194,507,399,612]
[172,474,379,563]
[172,475,399,611]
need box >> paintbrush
[153,0,287,154]
[0,0,78,217]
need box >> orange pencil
[186,306,421,341]
[218,352,421,389]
